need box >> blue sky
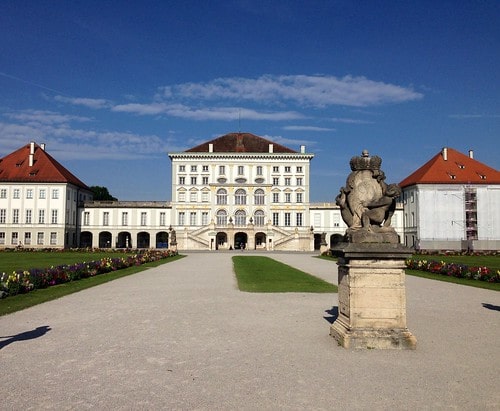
[1,0,498,201]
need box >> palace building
[12,134,497,252]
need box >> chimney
[29,154,34,167]
[442,147,448,161]
[209,143,213,153]
[40,143,46,151]
[30,141,35,155]
[269,144,273,153]
[468,149,474,159]
[300,145,306,154]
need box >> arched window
[254,210,265,226]
[216,188,227,205]
[254,189,265,205]
[235,189,246,205]
[235,210,246,226]
[216,209,227,226]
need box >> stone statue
[170,229,177,245]
[336,150,400,243]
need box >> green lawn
[320,253,499,291]
[0,253,184,316]
[232,256,337,293]
[0,251,137,274]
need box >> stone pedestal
[330,243,417,349]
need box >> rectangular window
[284,212,291,226]
[256,166,263,175]
[296,166,303,173]
[13,209,19,224]
[296,213,303,226]
[202,176,209,185]
[202,212,209,225]
[273,166,279,172]
[103,212,109,226]
[83,211,90,225]
[51,209,58,224]
[296,177,303,186]
[50,232,57,245]
[122,212,128,226]
[141,212,147,226]
[178,192,186,202]
[285,193,291,203]
[272,193,279,203]
[202,165,209,172]
[52,189,59,199]
[314,213,321,228]
[273,177,279,186]
[179,176,185,185]
[285,177,291,186]
[13,189,20,199]
[0,189,6,199]
[202,191,209,202]
[284,166,291,173]
[190,191,197,202]
[37,232,44,245]
[190,212,196,226]
[39,209,45,224]
[296,193,303,203]
[191,165,197,172]
[178,212,185,225]
[191,177,197,185]
[24,232,32,245]
[179,165,185,172]
[0,209,6,224]
[238,166,244,175]
[26,189,33,199]
[11,232,18,245]
[160,212,166,226]
[272,212,279,226]
[0,232,5,244]
[25,209,32,224]
[219,165,225,175]
[39,189,46,199]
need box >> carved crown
[349,150,382,171]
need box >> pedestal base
[330,318,417,350]
[330,243,417,350]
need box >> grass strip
[406,269,500,291]
[0,255,184,316]
[233,256,337,293]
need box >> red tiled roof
[186,132,297,153]
[0,143,89,189]
[400,147,500,188]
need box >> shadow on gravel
[0,325,51,350]
[324,306,339,324]
[482,303,500,312]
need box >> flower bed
[0,250,177,297]
[405,258,500,283]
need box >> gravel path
[1,251,499,410]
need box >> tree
[90,186,118,201]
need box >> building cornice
[168,152,314,160]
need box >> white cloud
[54,95,111,109]
[4,109,91,125]
[262,134,317,148]
[0,110,167,160]
[449,114,500,119]
[283,125,335,132]
[112,102,304,121]
[330,117,374,124]
[158,74,423,107]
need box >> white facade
[168,147,315,251]
[0,182,91,248]
[403,184,500,251]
